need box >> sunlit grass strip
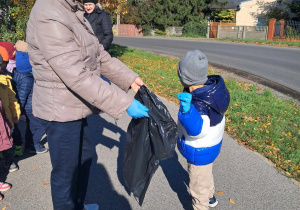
[218,38,300,47]
[110,44,300,181]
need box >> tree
[123,0,222,32]
[265,7,290,22]
[254,0,290,23]
[0,0,35,42]
[211,9,236,23]
[285,0,300,20]
[100,0,128,24]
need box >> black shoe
[209,195,218,208]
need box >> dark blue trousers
[26,113,46,149]
[45,118,93,210]
[12,70,46,149]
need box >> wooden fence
[209,21,236,38]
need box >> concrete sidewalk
[0,95,299,210]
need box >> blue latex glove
[127,99,149,119]
[177,93,192,113]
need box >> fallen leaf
[216,191,224,194]
[2,206,7,210]
[242,116,255,122]
[266,130,269,134]
[32,168,36,171]
[229,198,235,205]
[41,183,50,186]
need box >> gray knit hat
[178,50,208,86]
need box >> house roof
[212,0,247,9]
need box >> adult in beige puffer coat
[26,0,148,209]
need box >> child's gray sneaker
[29,144,48,154]
[209,195,218,207]
[4,162,18,173]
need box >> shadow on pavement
[0,120,48,184]
[86,114,131,208]
[160,152,193,210]
[85,162,131,209]
[86,114,193,209]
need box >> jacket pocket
[35,80,66,89]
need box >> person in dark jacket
[13,41,48,154]
[177,50,230,210]
[83,0,113,51]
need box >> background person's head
[83,0,97,13]
[0,46,9,72]
[178,50,208,89]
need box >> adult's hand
[131,77,144,93]
[127,99,149,119]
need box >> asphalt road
[113,37,300,94]
[1,93,299,210]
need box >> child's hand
[177,93,192,113]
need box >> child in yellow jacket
[0,46,20,172]
[0,47,20,128]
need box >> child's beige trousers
[188,162,214,210]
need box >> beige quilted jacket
[26,0,138,122]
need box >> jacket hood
[60,0,84,12]
[0,74,12,86]
[93,6,104,14]
[189,75,230,115]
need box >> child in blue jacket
[13,41,48,154]
[177,50,230,210]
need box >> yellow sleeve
[7,80,21,120]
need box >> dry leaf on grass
[229,198,236,205]
[216,191,224,195]
[41,183,50,186]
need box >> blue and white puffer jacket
[177,75,230,166]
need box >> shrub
[154,29,167,36]
[142,25,152,36]
[285,26,300,39]
[182,21,207,37]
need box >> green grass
[218,38,300,47]
[180,34,207,38]
[142,35,300,47]
[110,44,300,181]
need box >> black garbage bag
[123,85,178,205]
